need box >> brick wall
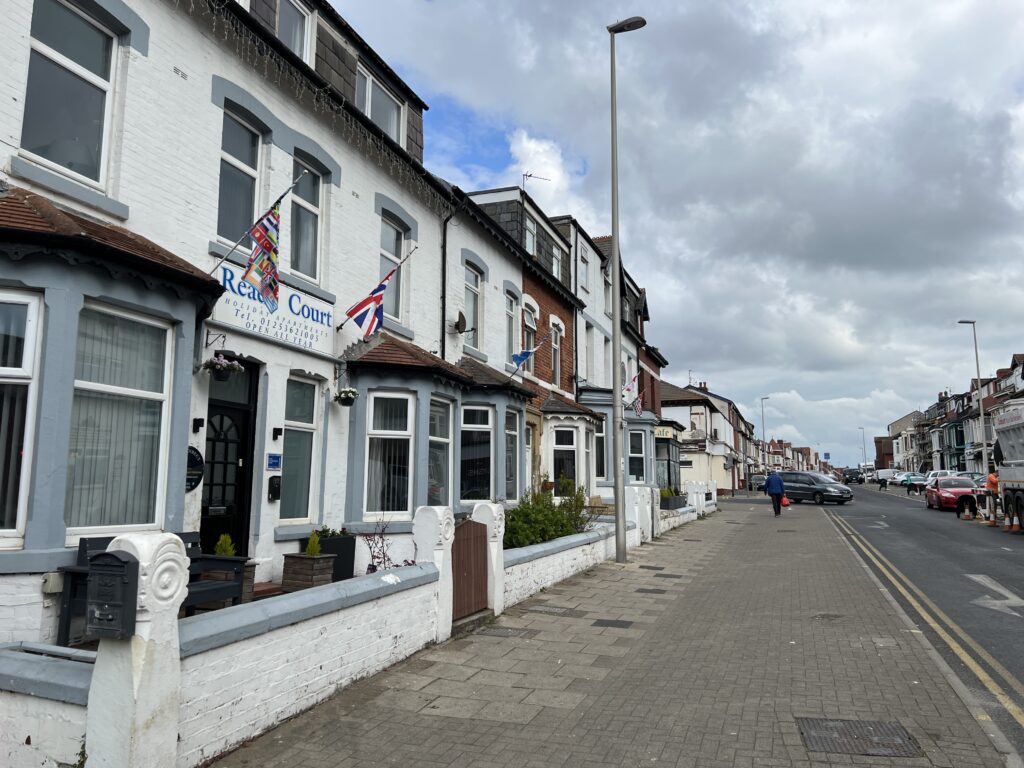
[639,347,662,417]
[0,575,57,644]
[0,690,85,767]
[522,269,575,398]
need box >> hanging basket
[334,388,359,407]
[211,367,232,382]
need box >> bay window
[217,113,260,244]
[380,218,404,319]
[65,307,171,530]
[628,431,646,483]
[281,379,316,520]
[428,400,451,506]
[366,394,413,516]
[0,294,40,537]
[461,407,491,501]
[290,159,321,281]
[21,0,114,183]
[553,428,577,494]
[505,411,519,500]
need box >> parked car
[925,477,979,514]
[748,474,766,492]
[956,471,984,483]
[842,468,865,484]
[925,470,956,482]
[779,471,853,504]
[899,472,927,489]
[876,469,897,486]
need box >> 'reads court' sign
[212,263,334,355]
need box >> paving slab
[212,501,1009,767]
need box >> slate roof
[456,356,534,398]
[0,183,223,298]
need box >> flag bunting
[240,203,281,313]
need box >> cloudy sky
[335,0,1024,467]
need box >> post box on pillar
[87,550,139,640]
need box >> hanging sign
[185,446,204,493]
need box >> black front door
[202,365,257,555]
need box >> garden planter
[242,560,257,602]
[659,495,687,511]
[281,552,336,592]
[302,534,356,582]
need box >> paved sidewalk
[213,500,1007,767]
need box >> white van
[876,469,897,486]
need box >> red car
[925,477,978,514]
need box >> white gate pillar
[471,502,506,616]
[413,506,455,642]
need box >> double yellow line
[828,511,1024,730]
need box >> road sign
[824,452,830,460]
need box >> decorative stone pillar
[412,506,455,642]
[85,533,189,768]
[471,502,506,616]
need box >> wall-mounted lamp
[272,428,283,441]
[192,418,205,434]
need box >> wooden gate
[452,519,488,620]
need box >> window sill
[207,242,337,304]
[382,317,415,341]
[464,346,488,363]
[11,156,129,220]
[273,523,315,541]
[504,362,519,374]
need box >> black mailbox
[86,550,139,640]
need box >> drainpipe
[439,195,465,361]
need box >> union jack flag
[632,390,644,416]
[622,371,639,400]
[345,267,397,339]
[241,203,281,313]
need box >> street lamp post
[608,15,646,564]
[959,320,990,517]
[858,427,867,467]
[760,396,769,473]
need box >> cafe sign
[213,263,334,355]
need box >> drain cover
[527,605,568,614]
[592,618,634,629]
[636,588,667,594]
[777,529,797,533]
[638,565,665,571]
[812,613,844,621]
[725,521,744,525]
[796,718,922,757]
[478,627,539,639]
[683,538,702,542]
[653,573,683,579]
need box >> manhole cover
[592,619,634,629]
[636,588,667,594]
[478,627,539,639]
[638,565,664,571]
[796,718,922,757]
[812,613,844,621]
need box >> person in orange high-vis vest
[987,471,999,513]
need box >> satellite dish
[453,312,467,334]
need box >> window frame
[525,215,537,256]
[552,427,577,497]
[0,291,42,545]
[364,392,415,520]
[279,377,319,523]
[595,417,606,480]
[278,0,315,63]
[427,399,452,506]
[355,65,404,144]
[550,321,562,388]
[217,111,262,250]
[379,215,405,322]
[551,245,562,281]
[504,410,519,502]
[460,405,493,501]
[289,157,322,283]
[604,268,612,318]
[579,247,590,293]
[464,264,482,350]
[505,292,519,364]
[65,303,174,541]
[21,0,117,188]
[628,430,646,484]
[522,305,537,374]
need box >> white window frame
[628,430,646,484]
[22,0,116,189]
[584,323,594,383]
[289,157,322,283]
[364,392,415,520]
[0,292,42,546]
[460,405,493,501]
[65,303,173,542]
[428,399,452,506]
[218,111,262,250]
[551,245,562,281]
[595,417,606,480]
[522,305,537,374]
[579,247,590,293]
[355,65,405,144]
[550,320,563,388]
[504,410,519,502]
[524,423,533,493]
[380,216,405,322]
[505,292,519,364]
[604,268,612,318]
[278,0,315,63]
[552,427,577,498]
[464,264,482,350]
[280,377,319,524]
[525,215,537,256]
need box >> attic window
[279,0,313,63]
[356,67,403,143]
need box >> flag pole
[207,170,308,277]
[335,245,418,333]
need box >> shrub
[305,531,321,556]
[213,534,236,557]
[660,487,672,499]
[557,478,594,534]
[503,479,594,549]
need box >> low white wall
[0,575,58,644]
[0,690,85,768]
[659,507,698,532]
[503,528,612,608]
[177,565,439,768]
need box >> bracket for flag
[207,170,308,277]
[335,245,418,333]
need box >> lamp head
[958,319,975,325]
[608,16,647,34]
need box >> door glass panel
[208,366,251,404]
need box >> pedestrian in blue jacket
[764,470,785,516]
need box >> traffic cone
[1012,513,1022,533]
[987,506,999,526]
[961,505,973,521]
[1003,512,1012,532]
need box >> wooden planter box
[300,535,356,582]
[281,553,336,592]
[659,495,687,511]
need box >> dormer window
[279,0,313,63]
[524,215,537,256]
[356,68,402,143]
[551,245,562,281]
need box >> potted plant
[659,488,687,510]
[302,525,356,582]
[281,531,336,592]
[333,387,359,407]
[201,353,244,381]
[198,534,254,606]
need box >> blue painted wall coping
[503,528,610,568]
[0,643,95,705]
[179,562,438,658]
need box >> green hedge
[503,480,594,549]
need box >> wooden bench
[57,533,246,645]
